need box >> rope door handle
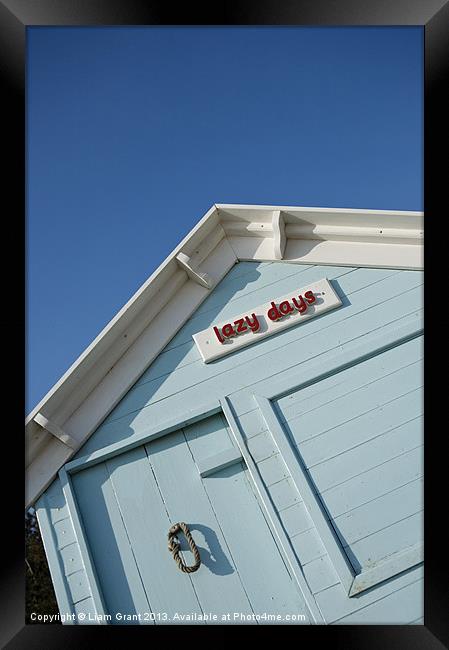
[167,522,201,574]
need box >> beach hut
[25,204,424,625]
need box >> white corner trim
[348,542,423,597]
[176,252,214,289]
[33,413,78,450]
[272,210,286,260]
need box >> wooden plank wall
[36,260,424,624]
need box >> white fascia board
[216,202,423,221]
[283,239,423,270]
[25,202,423,508]
[218,204,422,235]
[219,204,423,267]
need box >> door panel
[72,461,153,624]
[272,335,424,592]
[201,464,304,616]
[106,444,204,619]
[143,427,256,620]
[72,413,310,624]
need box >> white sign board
[193,277,342,363]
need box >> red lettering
[222,323,236,338]
[279,300,294,315]
[245,313,260,333]
[292,295,308,313]
[305,290,316,305]
[234,318,248,334]
[267,301,282,321]
[213,288,317,346]
[213,326,224,343]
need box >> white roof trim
[25,203,423,508]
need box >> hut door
[251,332,424,616]
[72,412,311,624]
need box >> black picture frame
[3,1,448,647]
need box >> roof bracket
[176,252,214,289]
[272,210,286,259]
[33,413,78,451]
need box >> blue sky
[26,26,423,413]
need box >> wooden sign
[193,278,342,363]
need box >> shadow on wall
[182,523,234,576]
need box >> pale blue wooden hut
[25,204,424,625]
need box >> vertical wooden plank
[144,428,256,621]
[200,462,311,621]
[105,445,204,622]
[70,464,153,624]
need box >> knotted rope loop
[167,522,201,574]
